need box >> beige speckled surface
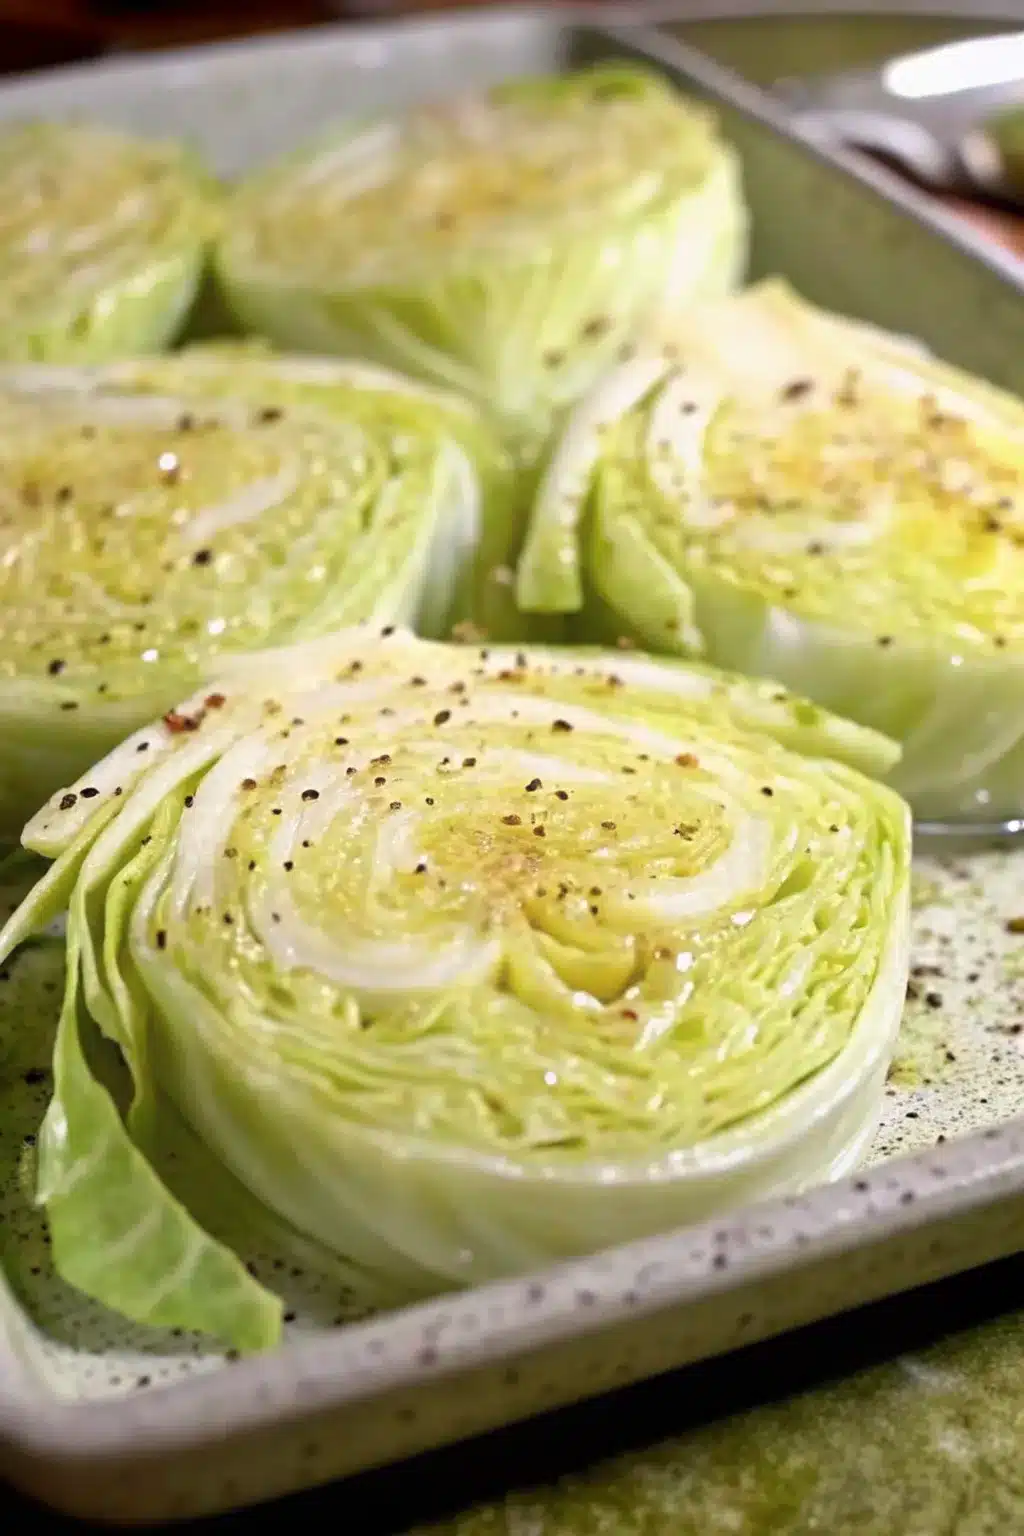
[4,851,1024,1532]
[874,850,1024,1161]
[5,9,1024,1526]
[411,848,1024,1536]
[4,847,1022,1407]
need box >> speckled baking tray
[3,7,1024,1526]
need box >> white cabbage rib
[0,628,910,1335]
[0,351,511,837]
[517,278,1024,825]
[215,64,747,449]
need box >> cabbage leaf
[215,65,747,453]
[518,279,1024,824]
[0,627,910,1346]
[0,121,217,362]
[0,351,513,835]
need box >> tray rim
[2,3,1024,1519]
[5,1118,1024,1459]
[639,0,1024,21]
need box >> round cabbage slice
[215,64,746,452]
[517,279,1024,826]
[0,354,512,837]
[0,628,910,1346]
[0,121,216,362]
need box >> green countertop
[9,1259,1024,1532]
[418,1293,1024,1536]
[4,834,1024,1534]
[6,10,1024,1531]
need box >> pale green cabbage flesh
[517,279,1024,824]
[0,628,910,1349]
[0,121,216,362]
[215,65,747,453]
[0,353,514,836]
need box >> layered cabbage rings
[0,629,910,1348]
[0,349,516,836]
[518,281,1024,826]
[217,64,747,452]
[0,121,215,362]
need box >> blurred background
[4,0,1024,261]
[0,1,586,72]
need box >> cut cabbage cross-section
[0,627,910,1347]
[215,64,747,453]
[517,279,1024,825]
[0,121,216,362]
[0,352,512,836]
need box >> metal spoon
[773,29,1024,208]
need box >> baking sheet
[4,850,1022,1402]
[2,8,1024,1523]
[646,1,1024,88]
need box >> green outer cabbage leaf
[0,628,910,1347]
[517,279,1024,824]
[0,122,217,362]
[0,351,515,837]
[214,65,747,454]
